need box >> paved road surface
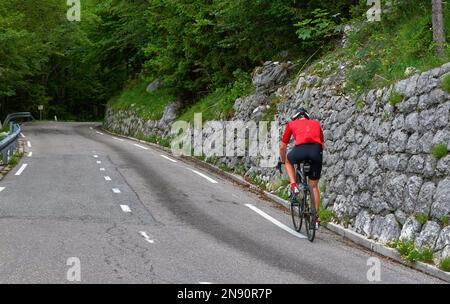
[0,122,444,283]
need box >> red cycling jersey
[282,118,324,146]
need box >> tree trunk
[432,0,446,57]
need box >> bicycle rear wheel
[304,187,317,242]
[290,196,302,232]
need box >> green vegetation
[391,240,434,263]
[110,82,175,120]
[440,257,450,272]
[415,213,429,225]
[442,74,450,93]
[432,143,449,160]
[389,91,405,107]
[319,207,334,226]
[441,216,449,227]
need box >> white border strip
[191,170,218,184]
[120,205,131,213]
[15,164,28,176]
[245,204,306,239]
[160,155,177,163]
[0,187,5,192]
[134,144,149,150]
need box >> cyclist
[279,108,324,225]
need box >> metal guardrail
[3,112,34,127]
[0,122,21,165]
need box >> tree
[432,0,446,56]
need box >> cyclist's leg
[309,179,320,213]
[287,145,303,188]
[306,144,323,213]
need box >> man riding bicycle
[279,108,324,226]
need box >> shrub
[415,213,429,225]
[440,257,450,272]
[442,74,450,93]
[432,143,448,160]
[392,241,434,263]
[389,91,405,106]
[441,216,449,227]
[319,207,334,226]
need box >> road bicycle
[277,160,317,242]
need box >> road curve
[0,122,444,283]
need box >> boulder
[415,221,441,249]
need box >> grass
[441,216,449,227]
[391,240,434,263]
[415,213,429,225]
[389,91,405,106]
[319,207,334,226]
[432,143,448,160]
[440,257,450,272]
[442,74,450,93]
[110,80,175,121]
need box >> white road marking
[15,164,28,176]
[104,176,111,181]
[191,170,218,184]
[112,188,121,194]
[28,152,33,157]
[96,131,104,135]
[139,231,155,244]
[199,282,213,284]
[0,187,5,192]
[96,161,101,164]
[89,127,93,130]
[112,137,124,142]
[120,205,131,213]
[93,155,98,158]
[100,168,105,171]
[20,133,25,138]
[160,155,177,163]
[245,204,306,239]
[27,141,31,148]
[134,144,149,150]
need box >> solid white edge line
[104,176,111,181]
[27,141,31,148]
[160,155,177,163]
[134,144,149,150]
[191,169,218,184]
[112,137,124,142]
[0,187,5,192]
[15,164,28,176]
[112,188,121,194]
[245,204,306,239]
[139,231,155,244]
[96,131,104,135]
[120,205,131,213]
[199,282,213,284]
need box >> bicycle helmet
[292,108,310,120]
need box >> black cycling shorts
[287,143,323,180]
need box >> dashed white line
[112,188,121,194]
[27,141,31,148]
[245,204,306,239]
[199,282,213,284]
[139,231,155,244]
[112,137,124,142]
[20,133,25,138]
[96,161,101,164]
[15,164,28,176]
[0,187,5,192]
[100,168,105,171]
[104,176,111,181]
[93,155,98,158]
[96,131,104,135]
[160,155,177,163]
[120,205,131,213]
[89,127,93,130]
[28,152,33,157]
[134,144,149,150]
[191,170,218,184]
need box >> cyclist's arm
[280,124,292,164]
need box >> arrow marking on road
[245,204,307,239]
[160,155,177,163]
[15,164,28,176]
[191,170,218,184]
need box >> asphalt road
[0,122,444,283]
